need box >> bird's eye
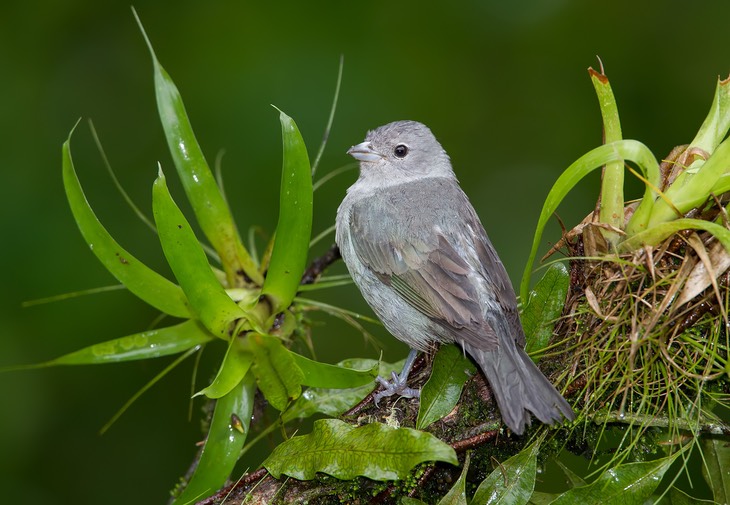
[393,144,409,158]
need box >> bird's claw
[373,371,420,407]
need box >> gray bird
[335,120,574,435]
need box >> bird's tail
[464,340,574,435]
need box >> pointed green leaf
[261,109,313,314]
[521,139,660,301]
[417,344,476,430]
[283,359,402,422]
[471,438,540,505]
[702,436,730,505]
[249,333,303,411]
[152,170,246,338]
[550,453,679,505]
[554,458,587,488]
[62,127,191,319]
[619,217,730,253]
[263,419,458,481]
[528,492,558,505]
[290,351,378,389]
[674,76,730,187]
[439,452,469,505]
[648,137,730,228]
[34,320,211,366]
[134,12,261,287]
[172,372,255,504]
[590,68,624,247]
[522,263,569,356]
[665,486,718,504]
[195,336,253,399]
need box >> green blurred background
[2,1,730,503]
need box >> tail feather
[464,341,574,435]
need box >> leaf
[439,452,469,505]
[520,139,660,301]
[417,344,476,430]
[290,351,378,389]
[283,359,402,422]
[619,218,730,253]
[665,486,718,504]
[550,452,679,505]
[522,263,570,356]
[263,419,458,481]
[134,10,262,287]
[554,458,587,488]
[62,125,191,319]
[471,437,540,505]
[648,137,730,228]
[590,67,624,248]
[261,109,313,314]
[50,320,212,365]
[172,372,255,504]
[152,170,246,338]
[528,492,558,505]
[195,336,253,399]
[702,436,730,505]
[674,76,730,186]
[249,333,303,411]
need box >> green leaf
[134,10,262,287]
[152,170,246,338]
[263,419,458,481]
[619,218,730,253]
[702,436,730,505]
[590,67,624,248]
[52,320,211,365]
[261,109,313,315]
[283,359,402,422]
[648,137,730,228]
[417,344,476,430]
[674,76,730,186]
[62,126,191,319]
[520,139,660,301]
[249,333,303,411]
[195,336,253,399]
[471,437,540,505]
[522,263,569,356]
[528,492,558,505]
[664,486,718,504]
[550,453,679,505]
[554,458,587,488]
[172,372,255,504]
[439,452,469,505]
[290,351,378,389]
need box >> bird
[335,120,574,435]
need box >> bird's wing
[348,178,521,349]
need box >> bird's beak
[347,141,383,162]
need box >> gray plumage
[335,120,573,435]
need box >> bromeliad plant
[19,12,468,504]
[520,66,730,501]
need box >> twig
[301,244,341,285]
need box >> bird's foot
[373,348,421,407]
[373,372,420,406]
